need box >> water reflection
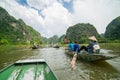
[0,47,120,80]
[0,48,42,68]
[88,61,120,80]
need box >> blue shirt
[74,43,80,53]
[69,43,74,51]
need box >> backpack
[93,44,100,53]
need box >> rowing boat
[65,50,120,62]
[0,59,58,80]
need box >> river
[0,47,120,80]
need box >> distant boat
[0,59,58,80]
[32,46,38,49]
[32,45,39,49]
[53,44,59,48]
[65,50,120,62]
[53,45,59,48]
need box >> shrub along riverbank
[100,43,120,53]
[0,45,30,54]
[0,43,120,54]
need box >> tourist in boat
[32,43,39,49]
[73,41,80,53]
[32,45,38,49]
[53,43,59,48]
[80,36,100,53]
[68,41,74,51]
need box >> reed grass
[0,45,30,54]
[100,43,120,54]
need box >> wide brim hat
[88,36,97,41]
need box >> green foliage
[0,38,8,45]
[58,34,66,44]
[100,43,120,53]
[42,35,59,44]
[0,45,30,54]
[79,37,88,43]
[105,16,120,40]
[66,23,99,43]
[0,7,41,45]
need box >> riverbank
[0,43,120,54]
[0,45,30,54]
[100,43,120,54]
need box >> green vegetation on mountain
[0,7,41,45]
[42,35,59,44]
[105,16,120,40]
[1,6,120,46]
[66,23,99,43]
[58,34,66,44]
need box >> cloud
[0,0,72,37]
[0,0,120,37]
[27,0,57,10]
[71,0,120,33]
[41,2,72,37]
[27,0,72,37]
[0,0,44,34]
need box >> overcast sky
[0,0,120,38]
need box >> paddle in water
[70,50,78,70]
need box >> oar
[70,49,78,70]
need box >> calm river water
[0,47,120,80]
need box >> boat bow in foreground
[0,59,58,80]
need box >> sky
[0,0,120,38]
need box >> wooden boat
[53,44,59,48]
[32,46,38,49]
[32,46,39,49]
[65,50,120,62]
[0,59,58,80]
[53,45,59,48]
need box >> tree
[66,23,99,43]
[105,16,120,40]
[0,38,8,45]
[0,7,41,45]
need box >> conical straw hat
[88,36,97,41]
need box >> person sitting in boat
[68,41,74,51]
[80,36,100,53]
[32,43,39,49]
[53,43,59,48]
[73,41,80,53]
